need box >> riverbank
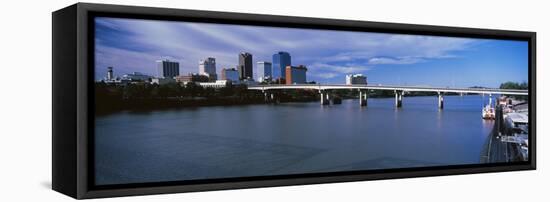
[95,82,325,115]
[96,92,476,116]
[95,95,319,115]
[480,102,529,163]
[96,83,473,115]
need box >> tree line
[499,81,528,101]
[499,81,528,90]
[95,82,318,114]
[96,81,530,114]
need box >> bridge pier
[395,91,403,108]
[263,91,269,102]
[438,92,444,109]
[320,90,330,105]
[263,91,276,103]
[263,90,279,104]
[359,90,368,106]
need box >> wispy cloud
[94,17,481,83]
[315,73,338,79]
[368,56,423,65]
[306,62,370,83]
[310,62,370,73]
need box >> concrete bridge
[247,84,528,108]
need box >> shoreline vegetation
[95,81,528,115]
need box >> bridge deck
[247,84,528,95]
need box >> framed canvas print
[52,3,536,199]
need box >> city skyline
[95,17,528,88]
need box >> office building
[238,52,253,80]
[221,68,240,82]
[107,66,114,80]
[257,61,272,81]
[345,74,367,85]
[199,57,217,80]
[156,59,180,78]
[102,66,124,84]
[272,51,291,80]
[285,65,307,84]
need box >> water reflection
[95,95,493,185]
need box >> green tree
[500,81,528,90]
[500,81,528,100]
[185,82,203,98]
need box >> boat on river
[482,96,495,119]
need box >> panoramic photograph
[93,17,529,186]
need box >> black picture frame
[52,3,536,199]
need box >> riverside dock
[481,98,529,163]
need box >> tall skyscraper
[272,51,291,80]
[238,52,253,80]
[156,59,180,78]
[257,61,272,80]
[199,57,217,80]
[285,65,307,84]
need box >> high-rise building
[257,61,272,81]
[238,52,253,80]
[199,57,217,80]
[345,74,367,85]
[272,51,291,80]
[107,66,114,80]
[221,68,239,82]
[156,59,180,78]
[285,65,307,84]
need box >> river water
[95,95,494,185]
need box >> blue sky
[95,17,528,88]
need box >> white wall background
[0,0,546,201]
